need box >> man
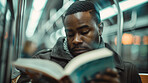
[17,1,141,83]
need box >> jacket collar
[50,37,73,61]
[51,37,124,72]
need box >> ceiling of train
[24,0,147,35]
[34,0,148,36]
[0,0,148,40]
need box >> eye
[81,30,90,35]
[67,33,74,37]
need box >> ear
[97,22,103,36]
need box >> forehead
[64,11,94,27]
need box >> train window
[102,1,148,73]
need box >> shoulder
[32,37,66,59]
[32,49,52,60]
[124,61,135,67]
[122,61,141,78]
[122,61,142,83]
[123,61,138,71]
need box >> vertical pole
[113,0,124,56]
[14,0,25,60]
[0,2,7,83]
[3,0,15,82]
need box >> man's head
[63,1,103,57]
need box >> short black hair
[64,1,101,24]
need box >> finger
[100,75,120,83]
[104,68,119,78]
[90,81,95,83]
[106,68,118,74]
[95,73,101,78]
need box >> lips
[73,49,88,55]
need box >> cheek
[67,38,73,48]
[83,31,99,44]
[82,31,99,49]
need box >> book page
[13,59,65,80]
[64,48,114,83]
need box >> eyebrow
[77,25,89,30]
[65,25,89,33]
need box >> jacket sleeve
[32,49,52,59]
[17,72,31,83]
[131,63,142,83]
[124,62,142,83]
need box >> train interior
[0,0,148,82]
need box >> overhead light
[26,0,47,38]
[26,10,42,37]
[100,7,117,20]
[0,0,6,7]
[120,0,148,11]
[100,0,148,20]
[33,0,47,11]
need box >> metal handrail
[113,0,124,56]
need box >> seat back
[139,73,148,83]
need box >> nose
[72,33,83,45]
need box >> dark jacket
[18,37,142,83]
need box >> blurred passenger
[21,41,37,58]
[17,1,141,83]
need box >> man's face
[64,11,101,57]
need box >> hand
[88,68,120,83]
[60,76,73,83]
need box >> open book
[13,48,114,83]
